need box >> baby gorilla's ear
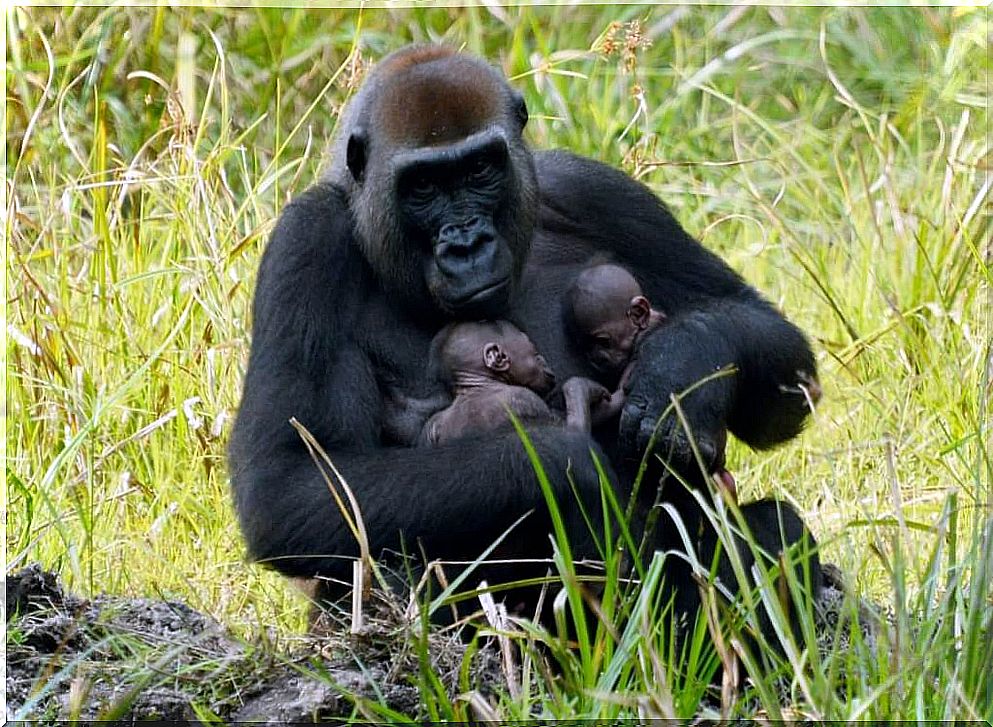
[483,342,510,372]
[627,295,652,330]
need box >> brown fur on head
[327,45,537,313]
[373,50,503,149]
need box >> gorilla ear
[512,91,528,131]
[346,128,368,183]
[628,296,651,330]
[483,342,510,373]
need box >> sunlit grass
[6,4,990,719]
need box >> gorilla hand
[617,293,820,482]
[618,313,735,483]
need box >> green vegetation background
[5,4,990,718]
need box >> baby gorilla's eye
[593,334,612,349]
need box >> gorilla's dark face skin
[396,134,517,317]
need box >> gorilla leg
[702,499,821,646]
[655,496,821,679]
[268,426,621,630]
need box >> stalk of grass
[507,414,594,685]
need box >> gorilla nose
[435,217,496,277]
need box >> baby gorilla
[420,320,610,445]
[565,263,737,499]
[564,262,667,413]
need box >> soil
[5,564,501,722]
[5,563,879,722]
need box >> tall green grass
[6,4,990,719]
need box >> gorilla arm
[228,183,611,582]
[533,151,818,465]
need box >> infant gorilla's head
[431,319,556,395]
[565,263,664,379]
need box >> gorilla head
[329,46,537,318]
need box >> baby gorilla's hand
[591,387,626,427]
[562,375,608,399]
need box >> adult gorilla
[229,46,820,611]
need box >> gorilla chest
[359,300,438,387]
[357,296,449,445]
[511,254,592,382]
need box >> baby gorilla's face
[583,315,639,379]
[503,329,556,395]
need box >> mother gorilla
[229,45,821,614]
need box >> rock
[233,670,347,723]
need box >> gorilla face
[334,46,537,320]
[395,133,519,317]
[497,324,556,396]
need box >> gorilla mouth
[450,276,511,309]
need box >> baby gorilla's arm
[561,377,612,432]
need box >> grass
[5,3,990,720]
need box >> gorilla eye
[468,157,491,180]
[593,334,611,348]
[409,174,435,197]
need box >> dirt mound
[6,563,880,721]
[5,564,500,722]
